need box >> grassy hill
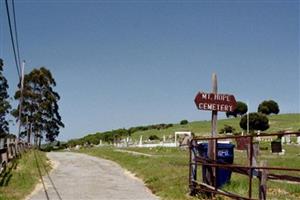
[69,113,300,146]
[130,113,300,141]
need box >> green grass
[73,114,299,199]
[130,113,300,140]
[0,150,50,200]
[223,144,300,199]
[78,143,300,200]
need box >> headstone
[297,136,300,144]
[139,135,143,147]
[281,136,285,144]
[256,130,261,142]
[163,135,166,143]
[99,140,102,146]
[126,137,129,147]
[285,135,291,144]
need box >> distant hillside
[130,113,300,140]
[68,113,300,146]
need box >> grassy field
[74,114,300,199]
[0,150,50,200]
[130,113,300,141]
[78,143,300,200]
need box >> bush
[149,135,160,140]
[41,145,53,152]
[180,120,188,125]
[240,112,269,133]
[219,125,235,134]
[166,123,173,128]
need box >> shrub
[41,145,53,152]
[166,123,173,128]
[149,135,160,140]
[219,125,235,134]
[180,120,188,125]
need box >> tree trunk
[27,123,31,144]
[38,134,42,149]
[34,131,38,148]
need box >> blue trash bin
[197,143,235,188]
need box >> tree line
[0,58,64,147]
[67,123,174,147]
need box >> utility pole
[18,60,25,139]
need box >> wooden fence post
[7,138,12,160]
[259,160,268,200]
[0,138,5,173]
[247,142,259,168]
[12,139,16,159]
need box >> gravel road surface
[28,152,158,200]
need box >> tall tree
[0,59,11,138]
[226,101,248,118]
[240,112,269,133]
[13,67,64,145]
[258,100,280,115]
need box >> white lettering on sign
[198,103,233,112]
[213,94,231,102]
[202,93,208,100]
[201,93,231,102]
[194,92,237,112]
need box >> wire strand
[5,0,20,78]
[12,0,21,71]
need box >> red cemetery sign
[194,92,237,112]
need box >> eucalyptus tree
[13,67,64,146]
[0,59,11,138]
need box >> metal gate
[189,131,300,200]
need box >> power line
[12,0,21,71]
[5,0,20,78]
[5,0,25,141]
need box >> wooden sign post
[210,74,218,188]
[194,73,237,189]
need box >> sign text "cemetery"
[194,92,237,112]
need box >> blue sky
[0,0,299,141]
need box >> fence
[0,137,30,174]
[189,131,300,200]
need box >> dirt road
[28,152,158,200]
